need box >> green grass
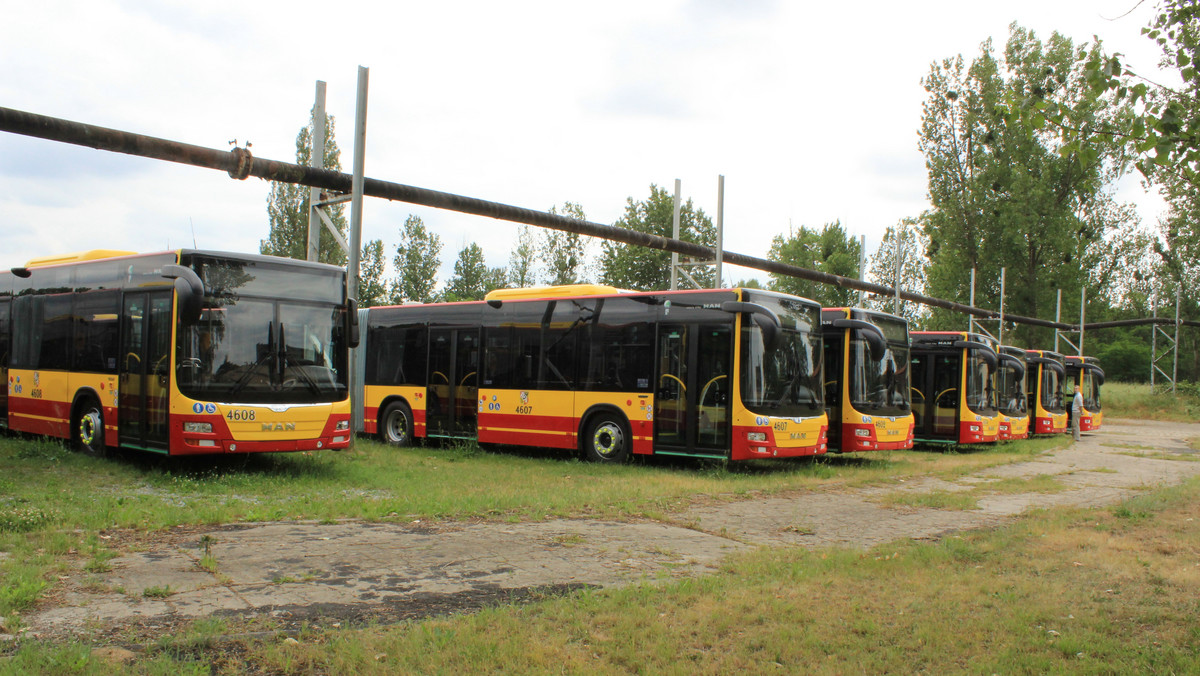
[0,432,1060,619]
[14,476,1190,674]
[1102,382,1200,422]
[1,407,1197,672]
[875,472,1068,511]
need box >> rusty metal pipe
[0,105,1184,333]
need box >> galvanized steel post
[307,81,327,262]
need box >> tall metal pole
[347,66,368,302]
[670,179,681,291]
[893,229,902,316]
[1151,293,1158,388]
[857,234,866,306]
[1174,288,1181,394]
[715,175,724,288]
[1079,287,1086,355]
[307,81,327,262]
[969,268,976,334]
[999,267,1006,346]
[1055,289,1062,353]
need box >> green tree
[865,218,929,325]
[600,184,716,291]
[442,242,505,302]
[506,226,538,288]
[920,25,1133,345]
[390,215,442,304]
[767,221,862,307]
[260,110,347,265]
[1004,5,1200,377]
[357,239,388,307]
[733,278,764,289]
[541,202,591,285]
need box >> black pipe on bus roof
[1,105,1195,332]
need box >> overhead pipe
[0,105,1189,332]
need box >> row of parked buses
[0,249,1101,461]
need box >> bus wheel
[584,414,629,463]
[380,401,414,447]
[74,398,108,458]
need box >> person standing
[1071,384,1084,441]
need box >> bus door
[0,299,8,426]
[426,328,479,438]
[931,353,960,438]
[119,291,172,450]
[654,323,731,455]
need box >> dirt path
[23,419,1200,639]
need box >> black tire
[583,413,630,463]
[74,397,107,458]
[379,401,414,447]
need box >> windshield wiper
[229,323,275,397]
[279,323,323,395]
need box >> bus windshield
[175,256,348,404]
[1041,366,1064,412]
[965,349,996,415]
[739,298,823,418]
[996,361,1026,416]
[849,316,910,416]
[1083,371,1101,410]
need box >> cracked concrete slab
[24,419,1200,638]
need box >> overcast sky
[0,0,1172,288]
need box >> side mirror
[346,298,361,349]
[999,354,1026,381]
[722,301,782,350]
[831,318,886,361]
[162,264,204,325]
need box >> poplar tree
[600,185,715,291]
[260,110,347,265]
[390,215,442,304]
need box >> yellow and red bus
[909,331,1000,444]
[820,307,913,452]
[1024,349,1068,435]
[996,345,1029,440]
[362,285,828,462]
[1064,355,1104,431]
[0,249,357,456]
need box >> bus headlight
[747,432,767,442]
[335,420,350,431]
[854,428,872,437]
[184,422,212,434]
[969,425,980,432]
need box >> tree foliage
[600,185,716,291]
[506,226,538,289]
[1003,7,1199,377]
[357,239,388,307]
[767,221,862,307]
[260,110,347,265]
[443,242,505,302]
[541,202,592,285]
[865,218,929,325]
[390,215,442,304]
[919,25,1136,346]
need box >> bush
[1097,338,1151,384]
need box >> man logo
[262,422,297,432]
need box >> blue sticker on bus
[205,403,217,414]
[193,403,204,414]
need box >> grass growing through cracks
[68,476,1194,675]
[0,430,1062,622]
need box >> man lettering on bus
[1071,384,1084,442]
